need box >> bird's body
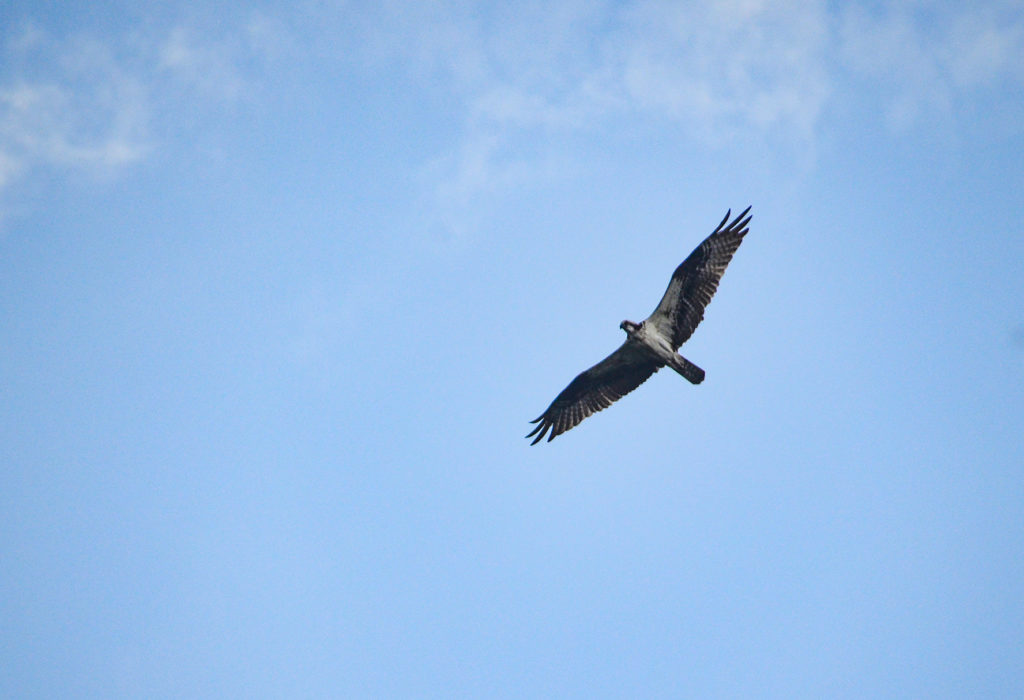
[527,207,752,445]
[621,320,706,384]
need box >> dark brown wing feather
[647,207,751,349]
[526,342,660,445]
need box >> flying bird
[527,207,752,445]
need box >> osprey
[527,207,752,445]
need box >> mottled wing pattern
[648,207,751,349]
[526,342,659,445]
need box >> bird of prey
[527,207,752,445]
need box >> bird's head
[620,320,641,336]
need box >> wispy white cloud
[158,27,246,100]
[943,8,1024,88]
[4,2,1022,232]
[0,83,148,167]
[397,0,1024,231]
[157,16,286,101]
[356,0,1023,140]
[399,0,831,232]
[0,33,150,187]
[0,14,283,221]
[422,130,576,239]
[611,0,830,139]
[838,2,1024,130]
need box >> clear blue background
[2,2,1023,697]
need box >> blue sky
[2,1,1023,697]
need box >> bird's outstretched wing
[526,342,659,445]
[647,207,751,349]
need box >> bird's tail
[668,354,705,385]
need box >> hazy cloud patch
[408,0,831,232]
[611,0,830,139]
[4,2,1023,232]
[157,16,285,102]
[0,15,283,223]
[838,3,1024,130]
[0,34,150,185]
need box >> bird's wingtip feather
[715,209,731,232]
[528,424,549,445]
